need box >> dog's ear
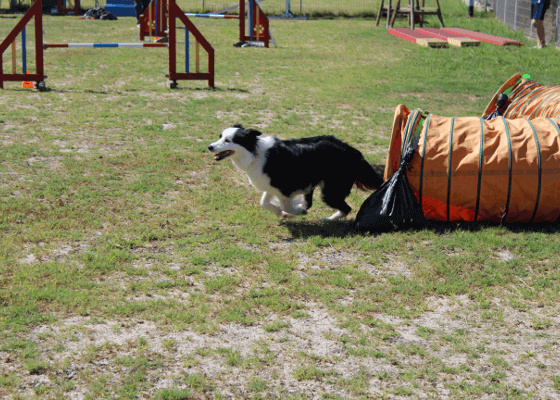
[232,123,244,129]
[244,128,262,138]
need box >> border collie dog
[208,124,383,220]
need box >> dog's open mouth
[214,150,235,161]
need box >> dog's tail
[355,159,384,191]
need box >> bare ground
[2,247,559,399]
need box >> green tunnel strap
[401,109,425,154]
[474,117,484,222]
[499,117,513,223]
[527,120,542,224]
[546,118,560,223]
[418,114,431,210]
[446,117,455,223]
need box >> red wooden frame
[0,0,214,89]
[168,0,214,87]
[57,0,80,15]
[0,0,45,89]
[139,0,168,41]
[239,0,270,48]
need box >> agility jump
[139,0,167,40]
[56,0,80,16]
[184,0,275,48]
[239,0,272,47]
[44,43,168,48]
[53,0,273,48]
[0,0,45,90]
[0,0,214,90]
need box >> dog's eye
[224,139,231,142]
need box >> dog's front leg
[260,192,283,217]
[279,196,307,216]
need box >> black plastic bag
[353,146,426,233]
[483,93,508,121]
[83,7,103,18]
[83,7,118,20]
[99,11,118,20]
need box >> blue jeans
[531,0,550,20]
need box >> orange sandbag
[385,104,560,223]
[483,73,560,119]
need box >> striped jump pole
[44,43,168,48]
[184,13,238,18]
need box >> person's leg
[134,0,143,23]
[531,1,549,48]
[532,18,546,47]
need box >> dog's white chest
[247,173,271,192]
[236,161,270,192]
[232,136,275,192]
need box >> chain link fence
[6,0,377,16]
[476,0,560,47]
[183,0,377,16]
[4,0,560,45]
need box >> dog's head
[208,124,262,162]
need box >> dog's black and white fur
[208,124,383,220]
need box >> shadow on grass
[36,86,248,94]
[283,219,356,239]
[170,87,249,93]
[283,218,560,239]
[419,220,560,235]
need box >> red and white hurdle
[0,0,215,90]
[184,13,239,19]
[44,43,168,48]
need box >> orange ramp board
[415,27,480,47]
[388,28,448,48]
[441,27,523,46]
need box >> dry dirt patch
[2,293,558,399]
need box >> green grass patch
[1,1,559,398]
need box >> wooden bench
[376,0,444,29]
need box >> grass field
[1,1,560,399]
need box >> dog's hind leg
[260,192,283,217]
[321,185,352,221]
[304,190,314,210]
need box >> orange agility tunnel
[384,105,560,224]
[484,73,560,120]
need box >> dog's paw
[289,207,307,215]
[281,211,295,219]
[291,194,307,209]
[270,196,281,207]
[320,211,347,222]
